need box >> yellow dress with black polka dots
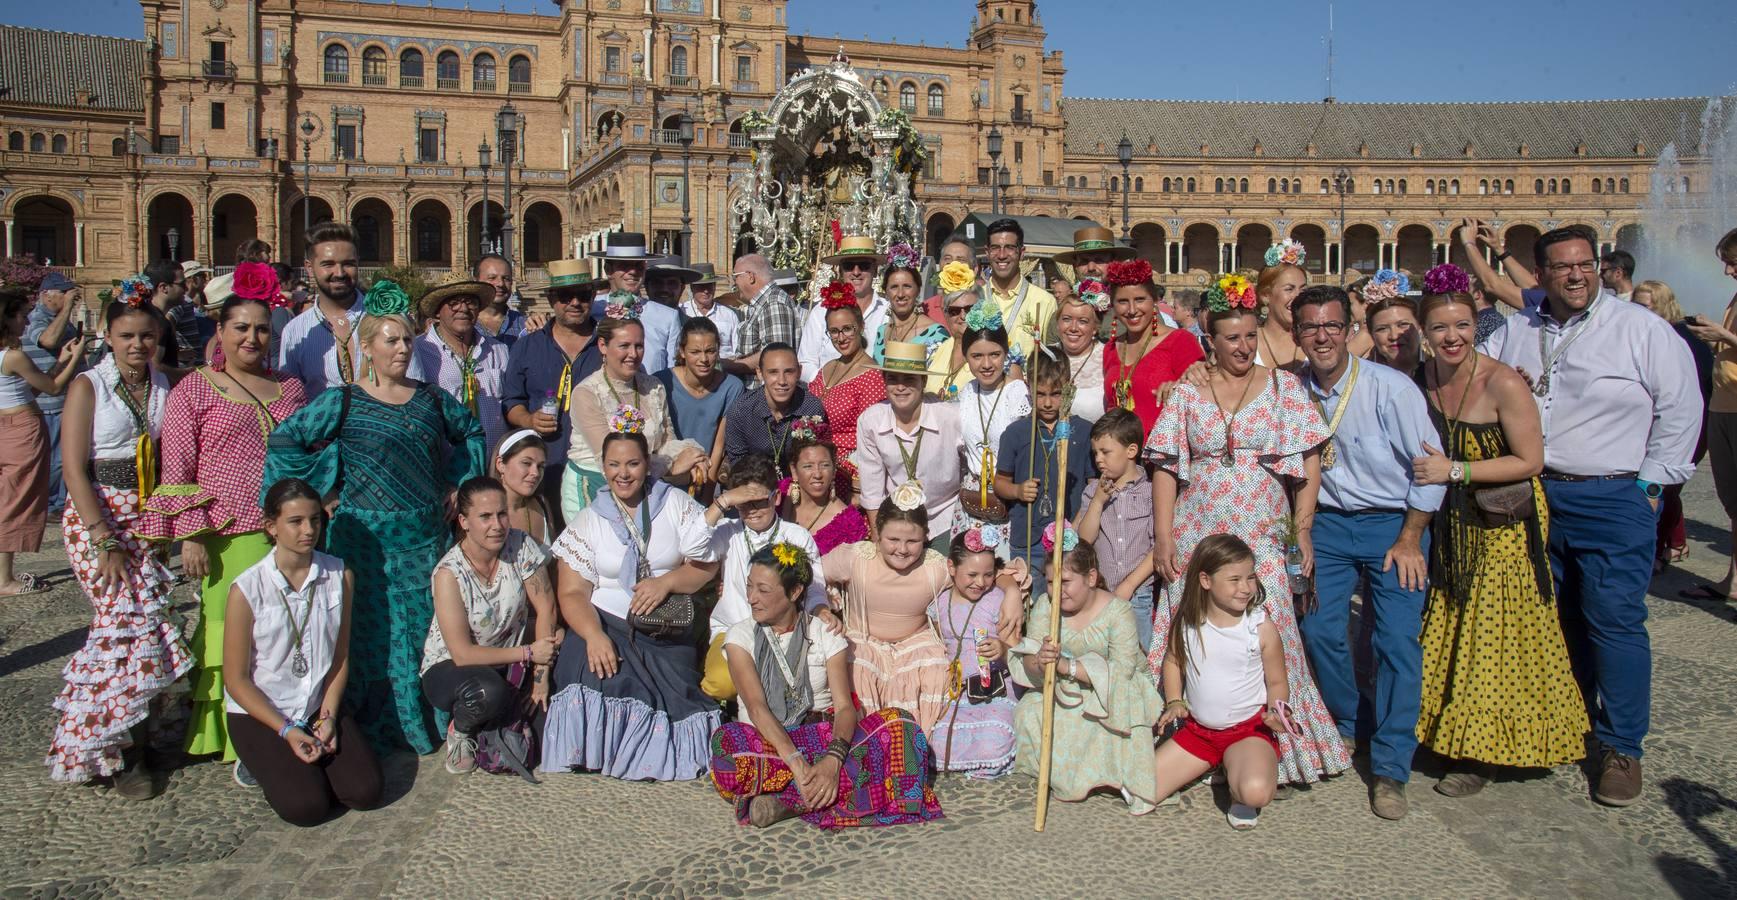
[1414,418,1589,768]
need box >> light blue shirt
[278,290,426,396]
[1304,357,1446,514]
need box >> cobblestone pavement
[4,468,1737,899]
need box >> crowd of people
[2,214,1728,832]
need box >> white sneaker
[232,761,259,788]
[1227,802,1260,830]
[444,732,477,774]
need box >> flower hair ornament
[964,296,1004,332]
[604,289,642,321]
[1423,263,1472,295]
[106,273,155,308]
[1103,259,1154,288]
[1202,273,1258,313]
[890,479,926,512]
[363,279,410,317]
[937,261,977,296]
[961,524,1006,554]
[608,403,647,434]
[1041,520,1080,553]
[819,281,858,311]
[1074,278,1111,313]
[1363,269,1411,303]
[765,541,816,586]
[787,414,829,444]
[886,242,920,271]
[1264,239,1307,268]
[232,261,286,308]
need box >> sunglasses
[839,261,876,272]
[946,304,974,316]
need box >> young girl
[494,429,554,550]
[223,478,382,826]
[1152,534,1289,829]
[957,300,1030,535]
[0,284,87,596]
[1012,531,1162,813]
[927,528,1021,778]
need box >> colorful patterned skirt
[708,707,944,829]
[46,485,193,783]
[184,530,271,762]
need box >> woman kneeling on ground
[709,542,943,829]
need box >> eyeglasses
[986,244,1022,256]
[549,293,590,305]
[839,261,875,272]
[730,272,750,281]
[1544,260,1599,276]
[1296,321,1348,338]
[826,326,859,337]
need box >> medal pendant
[1039,496,1054,517]
[1221,450,1235,468]
[1533,375,1550,398]
[1321,440,1337,471]
[291,648,309,678]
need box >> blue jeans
[1543,479,1655,759]
[41,410,64,514]
[1301,508,1429,783]
[1127,581,1156,653]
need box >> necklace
[1036,422,1059,517]
[802,496,838,533]
[1309,358,1362,470]
[941,587,985,700]
[1206,368,1259,468]
[603,370,641,411]
[320,306,356,385]
[972,380,1008,499]
[1113,329,1157,411]
[1533,297,1600,397]
[760,616,807,711]
[822,353,868,400]
[274,575,319,679]
[895,419,925,482]
[1259,329,1299,369]
[1428,352,1479,456]
[887,311,926,345]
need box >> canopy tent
[955,214,1107,259]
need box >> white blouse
[959,378,1032,483]
[225,551,345,721]
[551,489,717,621]
[724,616,848,715]
[82,356,170,461]
[421,530,551,674]
[1065,342,1107,424]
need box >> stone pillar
[1434,241,1447,266]
[75,222,85,267]
[643,28,654,80]
[452,192,468,274]
[710,34,721,86]
[1220,241,1232,273]
[1,218,12,257]
[1160,240,1172,275]
[395,190,411,267]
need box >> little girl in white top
[223,478,382,826]
[956,301,1030,534]
[1153,534,1291,830]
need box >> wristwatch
[1637,479,1664,500]
[1449,461,1465,484]
[1494,249,1512,262]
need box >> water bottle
[1285,543,1312,601]
[538,389,559,416]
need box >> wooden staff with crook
[1032,317,1076,831]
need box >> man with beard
[1291,284,1444,822]
[645,261,701,311]
[721,342,825,470]
[278,222,425,394]
[587,233,680,372]
[413,277,511,452]
[502,257,603,529]
[798,236,889,382]
[1479,226,1700,808]
[473,252,544,346]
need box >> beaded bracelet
[278,718,308,739]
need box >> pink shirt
[855,400,962,530]
[823,541,950,642]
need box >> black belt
[1319,506,1406,517]
[1539,470,1637,483]
[90,458,139,490]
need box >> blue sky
[10,0,1735,101]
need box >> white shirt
[724,615,848,714]
[412,327,511,453]
[1064,342,1108,424]
[226,551,345,720]
[550,490,716,621]
[680,299,742,358]
[799,292,888,383]
[1181,606,1268,730]
[959,378,1032,482]
[707,518,826,638]
[278,291,426,396]
[80,356,169,460]
[1480,293,1701,483]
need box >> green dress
[263,384,485,755]
[1012,596,1163,813]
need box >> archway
[211,194,259,265]
[1504,225,1542,276]
[286,197,336,262]
[351,197,396,265]
[1235,223,1272,271]
[410,198,452,265]
[1181,223,1219,274]
[1447,221,1477,272]
[1290,224,1327,277]
[12,195,75,266]
[1342,224,1380,277]
[467,200,506,261]
[147,192,196,263]
[1395,224,1434,275]
[522,201,564,265]
[925,212,957,259]
[1131,222,1165,271]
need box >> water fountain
[1637,95,1737,319]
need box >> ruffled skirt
[847,627,951,734]
[928,695,1017,778]
[183,531,271,761]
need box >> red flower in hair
[820,281,858,310]
[232,262,283,307]
[1104,259,1154,287]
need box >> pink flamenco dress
[1143,370,1351,784]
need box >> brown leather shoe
[1435,761,1494,798]
[1370,776,1408,820]
[1594,750,1643,807]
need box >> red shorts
[1173,711,1280,767]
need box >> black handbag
[620,504,696,640]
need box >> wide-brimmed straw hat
[418,277,492,319]
[1051,226,1136,265]
[872,341,931,375]
[821,235,886,268]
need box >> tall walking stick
[1033,416,1071,832]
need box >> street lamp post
[986,125,1003,216]
[677,112,695,265]
[496,102,518,266]
[299,113,317,249]
[478,139,493,256]
[1116,133,1133,244]
[998,166,1011,216]
[1333,166,1352,285]
[167,227,179,262]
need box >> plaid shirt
[734,284,800,360]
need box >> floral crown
[1104,259,1154,288]
[1264,239,1307,268]
[961,524,1005,554]
[937,261,977,296]
[608,403,647,434]
[1203,273,1258,313]
[110,273,155,308]
[885,242,920,271]
[1074,278,1111,313]
[964,296,1004,332]
[1362,269,1411,303]
[1041,520,1080,553]
[232,261,286,308]
[604,289,642,321]
[1423,263,1471,296]
[819,281,857,311]
[364,279,410,317]
[787,414,829,444]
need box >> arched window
[1619,178,1629,193]
[437,50,460,87]
[1560,178,1570,194]
[1605,177,1615,193]
[1134,176,1143,192]
[1320,178,1330,194]
[29,133,45,152]
[508,55,531,92]
[323,44,349,83]
[111,137,126,156]
[899,82,916,113]
[1478,179,1489,195]
[927,84,945,116]
[400,48,424,85]
[1424,180,1434,195]
[1372,180,1382,195]
[416,216,444,262]
[1267,178,1277,193]
[473,53,496,91]
[670,46,688,76]
[1186,177,1195,192]
[362,46,387,85]
[1239,178,1249,192]
[1399,179,1409,194]
[1504,179,1514,194]
[1534,178,1545,194]
[1110,176,1119,192]
[7,132,21,151]
[51,135,67,153]
[1214,177,1224,192]
[1449,179,1459,195]
[1682,176,1691,192]
[1592,178,1602,194]
[1345,178,1354,193]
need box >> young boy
[1075,408,1159,651]
[994,350,1095,571]
[701,456,824,701]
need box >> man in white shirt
[679,264,740,358]
[698,456,825,701]
[1480,225,1700,808]
[587,233,681,373]
[278,222,425,395]
[799,236,888,382]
